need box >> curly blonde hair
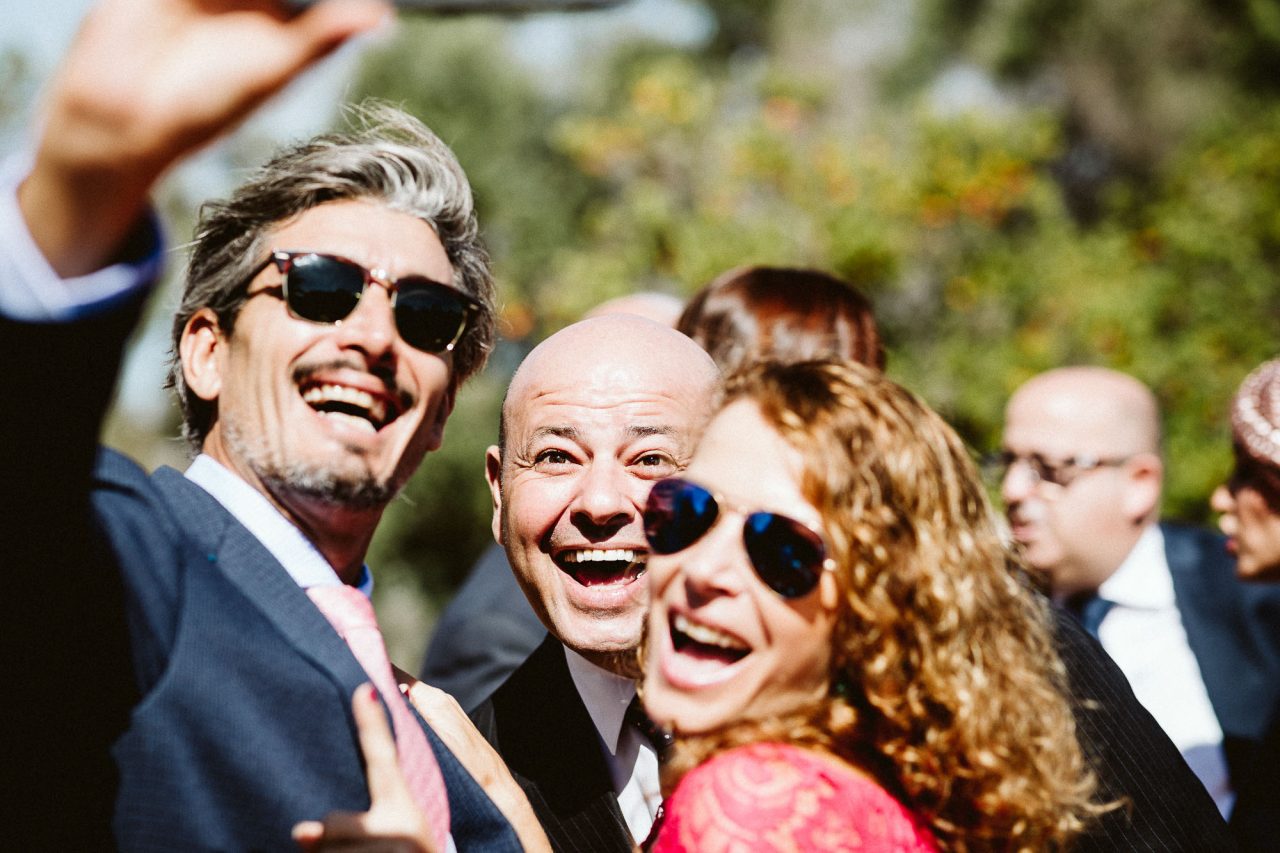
[665,360,1103,851]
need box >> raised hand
[20,0,391,276]
[293,684,439,853]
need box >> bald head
[1000,367,1164,597]
[487,314,719,672]
[583,292,685,328]
[1008,367,1161,458]
[501,314,719,455]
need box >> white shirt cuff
[0,152,165,322]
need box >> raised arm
[19,0,389,278]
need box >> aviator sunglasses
[644,477,836,599]
[246,250,480,354]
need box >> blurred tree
[902,0,1280,202]
[348,0,1280,662]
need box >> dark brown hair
[676,266,885,373]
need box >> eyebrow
[525,424,679,445]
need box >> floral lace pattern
[652,742,938,853]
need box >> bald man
[1000,366,1280,820]
[469,315,719,852]
[420,291,687,710]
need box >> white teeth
[674,613,748,651]
[562,549,646,564]
[302,383,387,425]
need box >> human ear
[179,308,225,403]
[485,446,504,544]
[1122,452,1163,523]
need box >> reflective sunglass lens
[644,479,719,555]
[744,513,825,598]
[286,255,365,324]
[395,284,469,353]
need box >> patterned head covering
[1231,358,1280,494]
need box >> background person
[1213,357,1280,580]
[642,360,1102,851]
[998,366,1280,816]
[674,264,885,372]
[1210,356,1280,850]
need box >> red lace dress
[651,742,939,853]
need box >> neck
[581,647,642,680]
[269,492,383,585]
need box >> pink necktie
[308,585,450,849]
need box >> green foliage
[350,16,604,339]
[345,2,1280,648]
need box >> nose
[678,513,748,602]
[1001,459,1037,506]
[569,462,636,532]
[334,283,397,362]
[1211,484,1236,515]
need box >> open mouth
[556,548,648,587]
[301,381,404,433]
[670,613,749,664]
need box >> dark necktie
[1066,591,1114,639]
[626,696,672,851]
[625,694,674,758]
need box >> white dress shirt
[185,454,372,594]
[0,154,164,321]
[564,647,662,844]
[1095,524,1234,816]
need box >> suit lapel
[490,636,632,852]
[1165,524,1274,739]
[151,467,370,694]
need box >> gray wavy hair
[167,101,494,450]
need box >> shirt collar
[185,454,373,595]
[1098,523,1172,610]
[563,646,637,755]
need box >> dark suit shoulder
[472,637,633,853]
[422,543,546,712]
[1051,606,1235,851]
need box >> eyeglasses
[246,250,480,354]
[984,450,1132,489]
[643,477,835,599]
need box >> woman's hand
[394,668,553,853]
[292,684,440,853]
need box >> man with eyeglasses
[998,366,1280,820]
[1,0,523,848]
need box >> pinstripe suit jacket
[1053,607,1237,850]
[471,635,635,853]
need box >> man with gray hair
[2,0,519,848]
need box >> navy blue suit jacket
[3,297,520,850]
[1162,524,1280,795]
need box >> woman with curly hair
[641,359,1104,852]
